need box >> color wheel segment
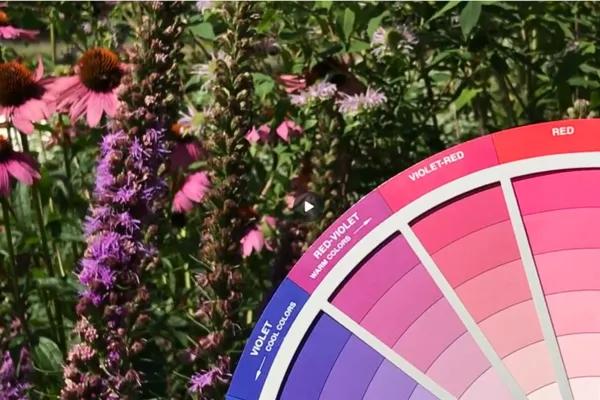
[228,119,600,400]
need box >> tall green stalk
[1,198,32,342]
[18,133,67,353]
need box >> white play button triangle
[293,192,323,222]
[304,201,314,212]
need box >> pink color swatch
[536,249,600,294]
[528,377,600,400]
[523,208,600,254]
[502,341,556,394]
[412,185,508,254]
[526,382,563,400]
[357,262,494,396]
[455,260,533,323]
[514,171,600,392]
[546,291,600,336]
[360,265,443,347]
[424,332,491,397]
[411,183,559,396]
[393,298,467,372]
[513,169,600,215]
[478,300,544,358]
[378,135,498,212]
[332,234,420,322]
[560,333,600,378]
[460,367,515,400]
[431,221,521,288]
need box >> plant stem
[62,140,79,260]
[1,198,32,342]
[50,18,57,64]
[19,133,67,352]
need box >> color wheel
[227,119,600,400]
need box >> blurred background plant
[0,1,598,398]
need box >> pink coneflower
[0,11,39,41]
[0,135,41,195]
[173,171,211,213]
[0,56,56,134]
[240,216,276,257]
[51,48,126,128]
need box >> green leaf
[568,76,600,88]
[428,1,462,23]
[579,64,599,75]
[460,2,482,37]
[453,88,482,111]
[34,337,63,372]
[189,22,215,41]
[313,1,333,10]
[367,10,390,38]
[348,40,371,52]
[342,8,356,42]
[252,73,276,99]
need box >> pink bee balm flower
[0,56,56,134]
[0,11,39,41]
[240,216,277,257]
[50,48,127,128]
[245,124,270,144]
[0,136,41,195]
[173,171,211,213]
[276,120,302,142]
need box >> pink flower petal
[51,76,81,96]
[288,121,302,133]
[0,26,38,41]
[173,190,194,213]
[276,120,302,142]
[171,140,203,171]
[186,141,204,161]
[171,143,192,170]
[284,194,296,209]
[6,154,40,185]
[68,90,92,124]
[245,127,261,143]
[276,122,289,141]
[0,165,10,196]
[86,93,104,127]
[17,99,45,123]
[263,216,276,229]
[240,229,265,257]
[103,92,119,117]
[181,172,211,203]
[11,115,34,134]
[277,74,307,93]
[34,55,44,81]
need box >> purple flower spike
[63,128,170,399]
[0,349,31,400]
